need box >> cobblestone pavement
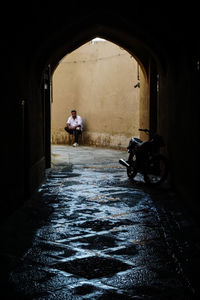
[1,146,200,299]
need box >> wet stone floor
[1,146,200,299]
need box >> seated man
[64,110,83,147]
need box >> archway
[51,38,149,150]
[30,13,162,196]
[0,4,199,247]
[39,21,161,167]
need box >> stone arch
[33,12,166,83]
[35,11,164,167]
[51,38,146,147]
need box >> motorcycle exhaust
[119,159,130,168]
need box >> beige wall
[51,39,148,148]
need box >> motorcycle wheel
[144,154,168,185]
[127,157,137,179]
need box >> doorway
[51,38,149,153]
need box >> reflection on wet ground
[1,146,200,299]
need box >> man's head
[71,110,77,119]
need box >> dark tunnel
[0,3,199,299]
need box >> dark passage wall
[0,4,199,221]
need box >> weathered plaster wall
[51,40,146,148]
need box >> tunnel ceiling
[3,4,198,82]
[49,27,153,78]
[32,10,170,80]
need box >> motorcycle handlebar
[138,128,150,133]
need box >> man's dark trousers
[64,126,82,143]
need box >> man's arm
[66,117,71,128]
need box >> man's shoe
[73,143,78,147]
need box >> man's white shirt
[67,115,83,129]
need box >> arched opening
[39,22,160,168]
[51,37,149,151]
[27,14,162,200]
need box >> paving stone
[1,146,199,299]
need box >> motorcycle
[119,128,169,185]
